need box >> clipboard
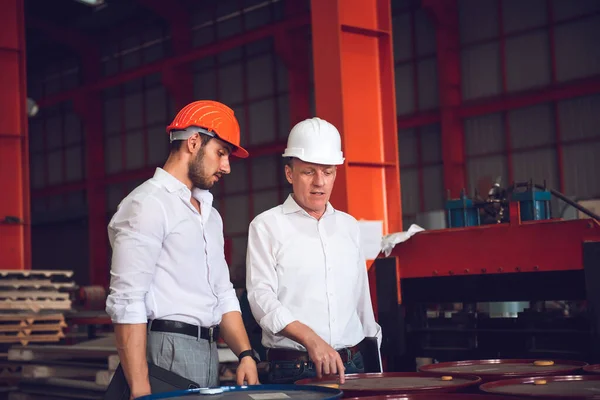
[103,362,200,400]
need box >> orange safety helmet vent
[166,100,249,158]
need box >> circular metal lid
[135,385,342,400]
[295,372,481,396]
[584,364,600,375]
[419,359,587,381]
[480,374,600,398]
[344,395,529,400]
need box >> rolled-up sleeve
[246,221,296,335]
[211,210,241,317]
[105,195,166,324]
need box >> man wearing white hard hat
[245,117,382,384]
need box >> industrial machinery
[372,180,600,372]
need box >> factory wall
[397,0,600,228]
[26,0,600,285]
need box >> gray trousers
[146,329,219,387]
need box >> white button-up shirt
[246,194,382,351]
[105,168,240,327]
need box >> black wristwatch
[238,349,260,363]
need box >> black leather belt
[148,319,220,342]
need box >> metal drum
[480,375,600,399]
[344,395,529,400]
[419,359,587,383]
[583,364,600,375]
[295,373,481,398]
[135,385,343,400]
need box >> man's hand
[304,333,345,383]
[236,357,259,385]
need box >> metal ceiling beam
[37,13,310,107]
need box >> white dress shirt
[246,194,382,352]
[105,168,240,327]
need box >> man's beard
[188,148,215,190]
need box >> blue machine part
[135,384,343,400]
[511,188,552,221]
[446,194,480,228]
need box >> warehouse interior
[2,0,600,398]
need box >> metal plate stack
[295,373,481,398]
[419,359,587,383]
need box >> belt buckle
[208,326,214,343]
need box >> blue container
[446,196,480,228]
[511,189,551,221]
[135,384,343,400]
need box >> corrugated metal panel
[253,189,279,218]
[420,124,442,163]
[64,111,82,146]
[125,131,144,170]
[555,15,600,83]
[251,155,278,190]
[31,155,44,189]
[103,89,121,135]
[248,54,274,99]
[467,156,508,195]
[398,128,418,166]
[423,165,444,211]
[124,91,143,130]
[415,9,436,57]
[508,103,555,149]
[105,136,122,174]
[552,0,600,21]
[400,168,420,215]
[512,148,559,189]
[122,36,141,70]
[248,98,276,145]
[417,58,439,110]
[218,63,243,104]
[502,0,547,34]
[558,94,600,141]
[505,30,551,93]
[392,13,412,61]
[563,141,600,199]
[459,0,499,44]
[395,63,415,115]
[65,147,83,182]
[245,1,272,30]
[224,159,249,194]
[148,125,168,166]
[223,194,250,234]
[464,113,505,156]
[461,43,502,100]
[47,151,61,185]
[277,94,290,136]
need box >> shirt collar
[282,194,335,217]
[153,167,213,207]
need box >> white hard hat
[282,117,345,165]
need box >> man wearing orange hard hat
[106,100,259,398]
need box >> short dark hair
[169,133,213,154]
[284,157,295,169]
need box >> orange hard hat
[166,100,249,158]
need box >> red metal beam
[0,0,29,269]
[37,14,310,108]
[311,0,402,235]
[423,0,466,199]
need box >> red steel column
[310,0,402,234]
[423,0,466,198]
[0,0,30,269]
[77,51,109,287]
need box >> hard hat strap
[169,126,216,143]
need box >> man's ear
[284,165,293,184]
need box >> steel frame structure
[10,0,600,284]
